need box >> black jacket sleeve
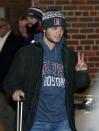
[3,48,26,97]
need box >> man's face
[0,24,9,38]
[25,16,39,35]
[44,27,64,44]
[25,16,38,27]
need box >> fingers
[13,90,25,101]
[77,52,81,64]
[77,52,84,64]
[81,52,84,64]
[76,52,87,71]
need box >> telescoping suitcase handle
[17,96,24,131]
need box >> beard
[26,22,39,35]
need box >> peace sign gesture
[75,52,87,71]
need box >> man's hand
[75,52,87,71]
[12,90,25,101]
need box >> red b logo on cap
[54,18,61,26]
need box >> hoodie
[34,33,69,123]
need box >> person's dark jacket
[0,32,24,93]
[3,42,90,131]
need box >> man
[23,7,43,44]
[0,18,24,131]
[0,18,24,92]
[3,10,90,131]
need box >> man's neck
[43,36,55,50]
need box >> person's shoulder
[8,31,19,39]
[8,32,24,43]
[63,46,77,56]
[17,42,41,54]
[17,44,33,53]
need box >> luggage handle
[17,96,24,131]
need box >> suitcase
[17,96,24,131]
